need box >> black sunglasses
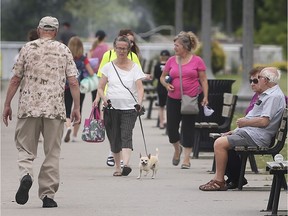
[249,78,259,84]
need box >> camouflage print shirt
[13,38,78,120]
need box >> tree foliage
[195,41,226,74]
[1,0,287,59]
[1,0,72,41]
[64,0,138,38]
[254,0,287,57]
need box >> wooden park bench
[190,79,235,159]
[234,107,288,190]
[193,93,238,159]
[143,80,158,119]
[209,107,287,190]
[263,160,288,215]
[142,59,158,119]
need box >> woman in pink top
[88,30,109,101]
[160,31,208,169]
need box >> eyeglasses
[249,78,259,84]
[115,47,128,52]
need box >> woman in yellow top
[97,30,141,78]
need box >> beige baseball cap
[38,16,59,30]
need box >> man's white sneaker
[71,136,78,142]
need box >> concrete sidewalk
[1,81,287,216]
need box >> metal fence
[1,41,283,80]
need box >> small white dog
[137,148,159,179]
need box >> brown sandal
[199,179,227,191]
[113,171,122,177]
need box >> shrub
[254,61,288,73]
[195,40,226,74]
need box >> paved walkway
[1,81,287,216]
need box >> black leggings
[91,89,97,102]
[225,150,241,182]
[166,96,201,148]
[65,88,85,118]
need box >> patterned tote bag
[82,106,105,143]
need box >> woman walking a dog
[94,36,145,176]
[160,31,208,169]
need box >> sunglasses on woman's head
[249,78,259,84]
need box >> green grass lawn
[215,72,287,96]
[215,72,287,170]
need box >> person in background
[14,29,39,64]
[97,29,141,70]
[199,67,285,191]
[224,66,264,189]
[60,22,76,46]
[96,29,142,167]
[245,67,266,114]
[160,31,208,169]
[27,28,39,41]
[118,29,141,57]
[94,36,145,176]
[87,30,109,101]
[2,16,80,207]
[154,50,171,129]
[64,36,94,142]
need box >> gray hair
[174,31,200,52]
[260,67,281,84]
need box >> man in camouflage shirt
[2,16,81,208]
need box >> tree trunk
[201,0,214,79]
[226,0,232,37]
[175,0,183,35]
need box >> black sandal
[122,166,132,176]
[106,156,115,167]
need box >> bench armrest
[209,133,221,139]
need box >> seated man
[225,66,264,189]
[199,67,286,191]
